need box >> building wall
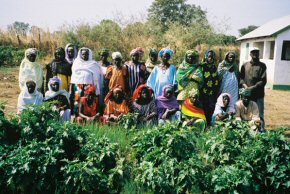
[273,30,290,87]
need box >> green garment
[176,50,203,100]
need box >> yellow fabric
[57,74,71,92]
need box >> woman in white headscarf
[211,93,235,125]
[19,48,43,93]
[70,47,102,114]
[17,79,43,114]
[45,76,71,122]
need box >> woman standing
[19,48,43,94]
[70,48,102,114]
[147,48,176,98]
[176,50,203,101]
[218,51,239,105]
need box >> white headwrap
[19,48,43,91]
[112,52,123,60]
[17,80,43,113]
[70,47,102,95]
[44,76,69,101]
[65,43,78,64]
[215,93,235,113]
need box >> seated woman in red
[132,84,157,125]
[103,86,130,123]
[76,85,99,124]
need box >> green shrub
[0,45,24,66]
[0,103,128,194]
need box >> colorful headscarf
[181,98,206,120]
[99,48,110,56]
[132,84,154,102]
[159,48,174,58]
[239,88,251,97]
[203,49,216,64]
[149,48,158,57]
[217,51,239,80]
[130,47,144,56]
[176,50,202,88]
[185,50,199,58]
[112,52,123,60]
[84,84,96,96]
[156,84,179,109]
[104,85,123,103]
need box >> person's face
[114,58,122,67]
[27,53,36,62]
[81,49,89,61]
[113,89,123,101]
[55,50,65,61]
[140,88,150,100]
[101,53,108,61]
[150,53,158,62]
[50,82,60,92]
[88,93,95,102]
[250,50,259,62]
[26,81,36,94]
[132,54,139,63]
[207,51,214,63]
[161,53,170,64]
[190,95,197,104]
[164,87,173,99]
[223,95,230,107]
[242,96,250,107]
[186,54,198,64]
[227,53,235,63]
[67,46,75,59]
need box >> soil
[1,66,290,129]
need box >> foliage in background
[238,25,259,37]
[0,0,239,66]
[0,45,24,66]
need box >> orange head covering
[132,84,154,102]
[84,84,96,96]
[104,85,123,103]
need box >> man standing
[240,47,267,131]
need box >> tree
[147,0,208,30]
[7,21,30,36]
[238,25,259,37]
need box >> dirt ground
[1,66,290,129]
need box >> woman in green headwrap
[145,48,160,73]
[176,50,203,101]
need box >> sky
[0,0,289,36]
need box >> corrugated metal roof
[237,15,290,41]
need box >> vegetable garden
[0,103,289,194]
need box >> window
[264,41,275,60]
[270,41,275,59]
[245,43,249,60]
[253,42,264,59]
[281,41,290,60]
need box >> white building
[237,15,290,90]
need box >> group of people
[17,44,267,131]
